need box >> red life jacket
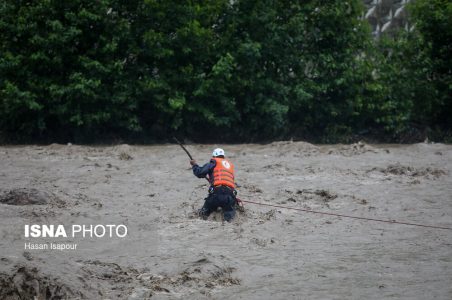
[212,157,235,188]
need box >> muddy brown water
[0,142,451,299]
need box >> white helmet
[212,148,225,157]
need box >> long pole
[173,137,194,160]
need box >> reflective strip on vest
[212,157,235,188]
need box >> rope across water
[239,199,452,231]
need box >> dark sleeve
[192,159,216,178]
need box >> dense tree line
[0,0,450,143]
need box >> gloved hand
[190,160,197,166]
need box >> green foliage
[409,0,452,128]
[285,1,372,141]
[356,0,451,139]
[0,0,140,141]
[0,0,450,143]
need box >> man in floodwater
[190,148,237,222]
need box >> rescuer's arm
[191,159,216,178]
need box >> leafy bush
[0,0,450,143]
